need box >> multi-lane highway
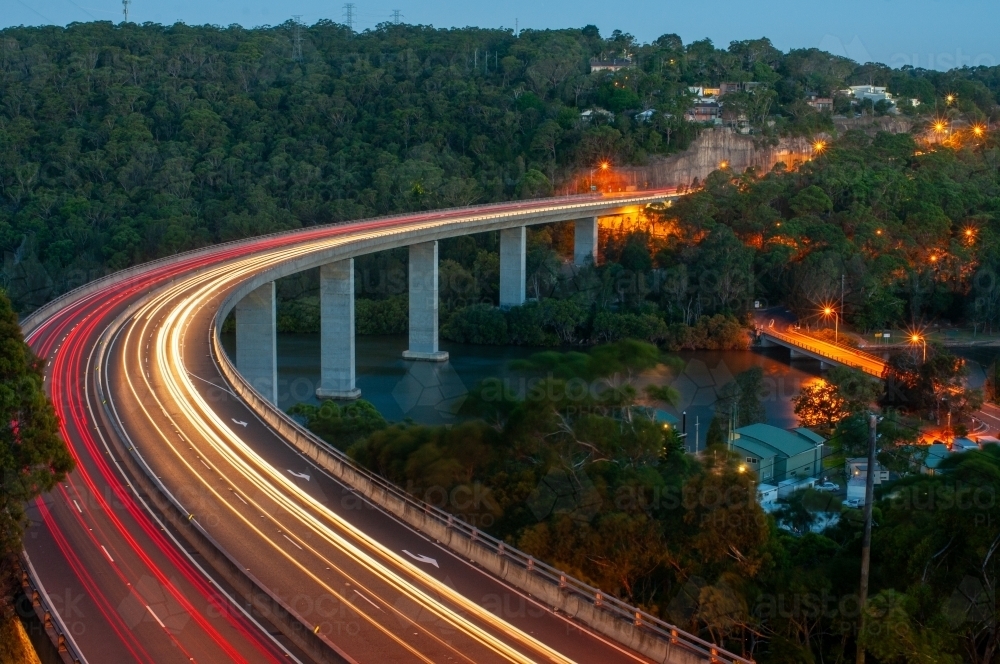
[22,191,747,663]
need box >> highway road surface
[24,192,736,664]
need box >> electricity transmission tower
[391,9,402,24]
[343,3,355,31]
[292,15,303,61]
[122,0,131,22]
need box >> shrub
[442,304,509,344]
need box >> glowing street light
[589,161,611,191]
[910,334,926,362]
[813,140,827,153]
[822,306,839,343]
[945,94,956,105]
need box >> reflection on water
[220,333,869,452]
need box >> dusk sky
[5,0,997,71]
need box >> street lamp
[910,334,926,362]
[823,306,839,343]
[589,161,611,191]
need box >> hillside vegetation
[3,21,1000,315]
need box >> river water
[221,333,859,452]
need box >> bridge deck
[761,327,886,378]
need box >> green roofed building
[731,423,825,483]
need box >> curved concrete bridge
[21,190,756,664]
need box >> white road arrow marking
[287,470,311,482]
[402,550,439,568]
[232,418,247,427]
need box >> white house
[845,457,890,503]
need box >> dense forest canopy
[3,20,1000,316]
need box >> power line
[343,3,355,31]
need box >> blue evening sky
[5,0,996,71]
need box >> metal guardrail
[762,328,885,378]
[19,551,88,664]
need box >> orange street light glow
[719,160,729,169]
[824,307,833,315]
[813,140,827,152]
[599,161,610,170]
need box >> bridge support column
[404,241,449,362]
[574,217,598,266]
[790,349,807,359]
[236,281,277,405]
[317,259,360,400]
[499,226,526,308]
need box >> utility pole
[122,0,131,23]
[391,9,402,24]
[292,15,303,61]
[343,3,355,31]
[694,416,700,454]
[856,412,878,664]
[841,273,845,320]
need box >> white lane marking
[232,418,248,427]
[282,534,303,550]
[199,458,211,470]
[233,491,248,505]
[146,605,166,629]
[287,470,311,482]
[402,550,439,568]
[353,589,383,611]
[101,546,114,563]
[186,371,238,397]
[73,500,82,513]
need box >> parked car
[816,482,840,492]
[842,498,862,509]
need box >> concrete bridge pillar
[404,241,449,362]
[317,259,361,399]
[499,226,526,308]
[574,217,598,266]
[235,281,277,404]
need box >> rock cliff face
[618,117,914,190]
[621,129,812,189]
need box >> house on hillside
[921,443,951,475]
[720,82,761,96]
[845,457,890,502]
[688,86,721,98]
[731,424,825,484]
[806,94,834,112]
[684,100,721,124]
[590,58,632,73]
